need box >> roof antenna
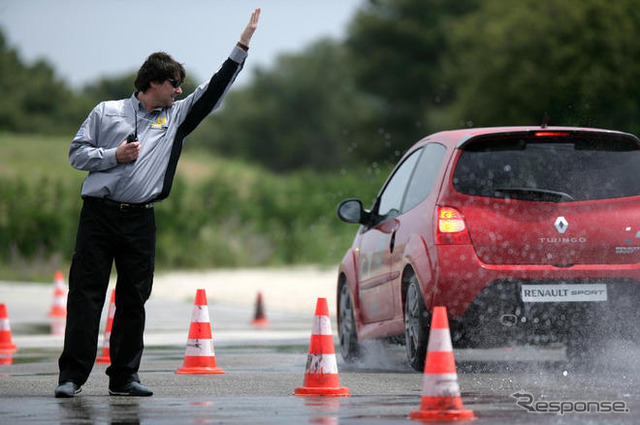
[541,90,550,128]
[541,111,550,129]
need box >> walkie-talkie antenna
[127,106,138,143]
[133,108,138,139]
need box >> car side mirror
[337,199,369,224]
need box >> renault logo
[554,216,569,234]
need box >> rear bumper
[430,246,640,347]
[449,278,640,347]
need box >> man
[55,8,261,398]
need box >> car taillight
[436,206,471,245]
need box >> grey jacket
[69,46,247,204]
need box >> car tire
[338,282,361,362]
[405,277,430,372]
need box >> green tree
[0,30,83,135]
[81,73,200,108]
[437,0,640,133]
[189,39,378,172]
[82,73,137,103]
[345,0,480,161]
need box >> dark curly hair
[134,52,186,92]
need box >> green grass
[0,133,84,183]
[0,132,388,282]
[0,132,255,185]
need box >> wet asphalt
[2,281,640,424]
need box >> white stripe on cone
[107,304,115,320]
[305,353,339,374]
[102,332,111,349]
[0,318,10,330]
[421,373,461,397]
[52,297,65,308]
[426,329,453,352]
[100,294,116,350]
[185,339,215,357]
[191,306,209,323]
[312,315,332,335]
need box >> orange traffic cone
[0,304,18,355]
[0,354,12,365]
[96,289,115,364]
[294,297,350,397]
[251,292,270,327]
[410,306,475,422]
[50,317,66,337]
[49,270,67,318]
[176,289,225,375]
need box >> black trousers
[58,198,155,387]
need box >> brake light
[436,207,471,245]
[534,131,570,137]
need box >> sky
[0,0,364,89]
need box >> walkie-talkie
[127,108,138,143]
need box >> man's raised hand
[240,8,261,47]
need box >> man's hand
[239,8,261,47]
[116,140,140,163]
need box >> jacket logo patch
[150,117,167,129]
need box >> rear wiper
[493,187,575,202]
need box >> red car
[336,126,640,370]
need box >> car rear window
[452,134,640,202]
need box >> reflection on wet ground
[3,300,640,424]
[3,341,640,424]
[56,398,148,425]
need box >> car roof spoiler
[455,127,640,149]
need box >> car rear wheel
[338,282,361,362]
[405,277,430,371]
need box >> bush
[0,147,387,281]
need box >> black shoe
[109,381,153,397]
[55,381,82,398]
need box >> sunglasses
[167,78,182,89]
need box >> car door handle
[390,231,396,253]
